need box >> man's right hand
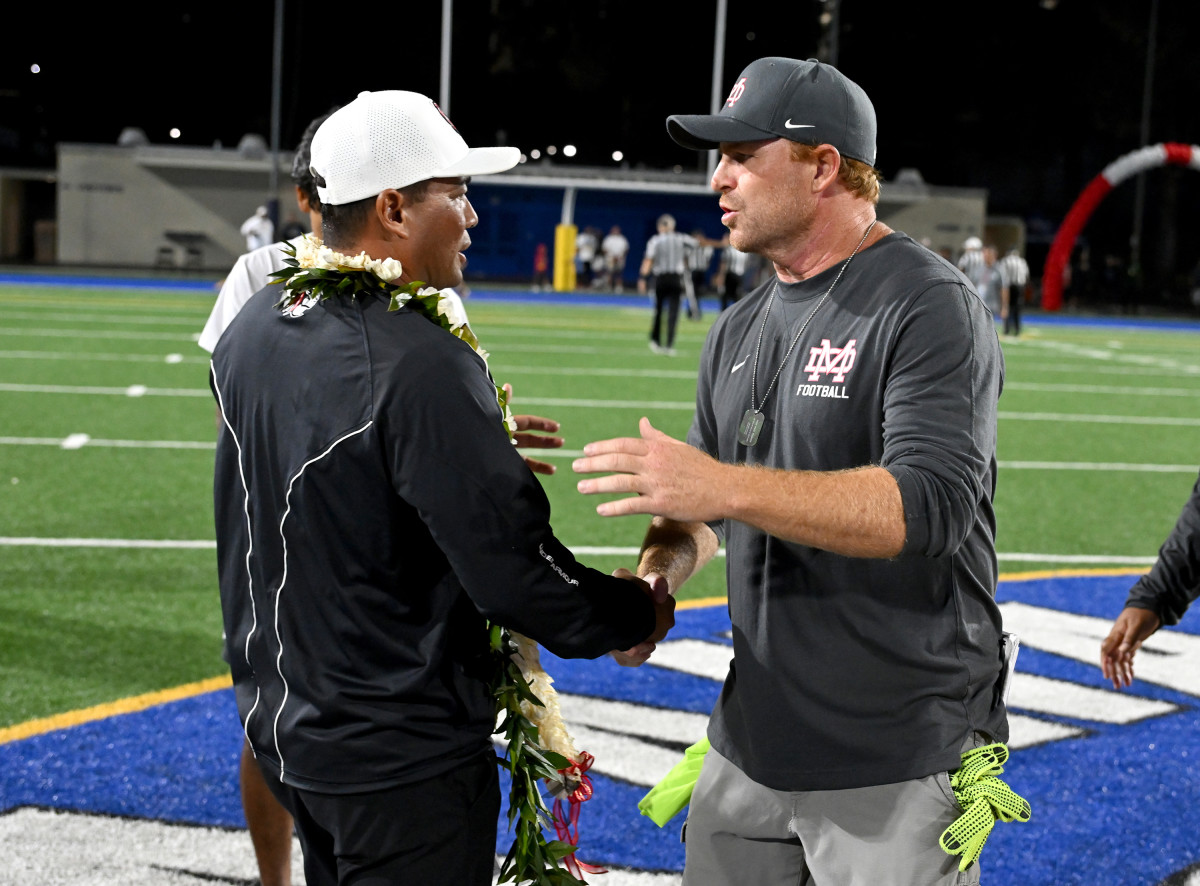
[610,570,674,667]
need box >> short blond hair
[789,142,881,205]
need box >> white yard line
[995,460,1197,472]
[2,434,1196,477]
[1004,381,1200,397]
[0,537,1155,566]
[1002,362,1200,378]
[0,348,207,364]
[0,310,208,326]
[997,411,1200,427]
[0,327,200,342]
[0,436,216,448]
[1013,338,1200,374]
[0,537,217,549]
[3,380,1199,427]
[0,383,210,397]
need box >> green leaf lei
[490,625,592,885]
[269,237,584,884]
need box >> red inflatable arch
[1041,142,1200,311]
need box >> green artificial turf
[1,282,1197,727]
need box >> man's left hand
[506,383,564,475]
[514,414,563,475]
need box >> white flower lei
[276,234,516,438]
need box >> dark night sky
[3,1,1198,293]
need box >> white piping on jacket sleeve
[270,420,375,779]
[210,361,263,751]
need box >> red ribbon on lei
[551,751,607,879]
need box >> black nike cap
[666,57,878,167]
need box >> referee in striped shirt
[998,247,1030,336]
[639,214,701,355]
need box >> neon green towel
[939,743,1031,871]
[638,737,711,826]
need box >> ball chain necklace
[737,219,877,447]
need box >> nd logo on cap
[725,77,748,108]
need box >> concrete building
[1,142,989,285]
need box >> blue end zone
[3,574,1199,883]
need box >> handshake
[513,397,715,669]
[610,568,676,668]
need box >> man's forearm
[637,517,720,595]
[722,463,906,559]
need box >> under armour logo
[725,78,747,107]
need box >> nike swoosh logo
[784,120,815,129]
[731,357,749,373]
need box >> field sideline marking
[0,311,207,327]
[0,602,725,746]
[3,435,1194,477]
[5,376,1200,425]
[0,536,1157,568]
[0,537,218,548]
[1005,381,1200,397]
[3,346,1197,381]
[0,569,1147,748]
[997,411,1200,427]
[0,327,200,342]
[0,382,209,397]
[996,460,1197,472]
[0,674,231,744]
[0,348,207,364]
[0,436,217,450]
[3,380,1199,427]
[3,349,1199,388]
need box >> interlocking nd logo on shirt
[798,338,857,399]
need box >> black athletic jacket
[210,286,653,793]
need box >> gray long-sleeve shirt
[689,231,1008,791]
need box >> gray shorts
[682,747,981,886]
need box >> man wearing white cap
[575,58,1023,884]
[240,205,274,252]
[957,235,986,291]
[209,90,674,885]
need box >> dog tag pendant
[738,408,764,446]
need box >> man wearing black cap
[575,57,1019,884]
[210,90,675,885]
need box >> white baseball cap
[309,90,520,206]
